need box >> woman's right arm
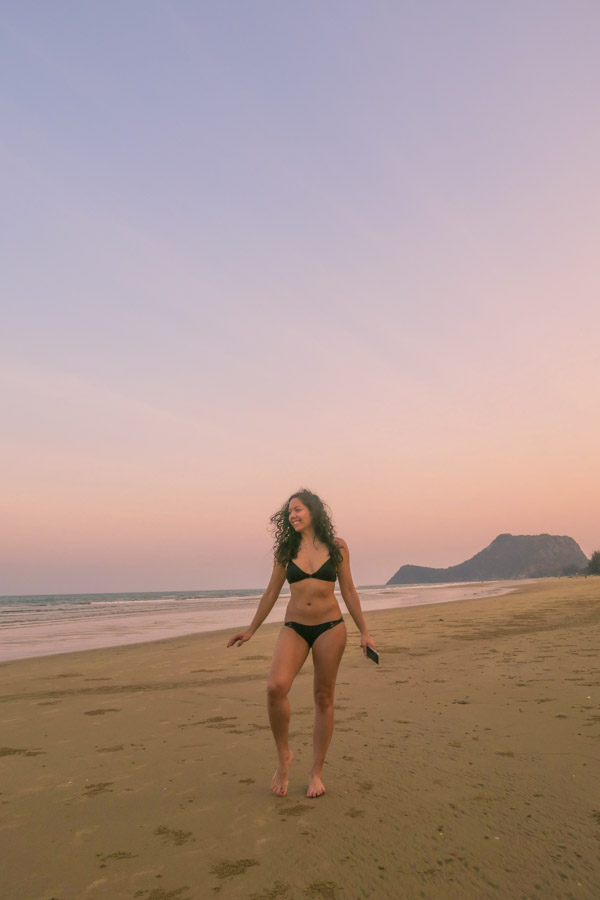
[226,562,287,647]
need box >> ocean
[0,581,524,662]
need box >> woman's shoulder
[333,537,348,551]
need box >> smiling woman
[227,487,376,798]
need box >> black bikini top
[286,554,337,585]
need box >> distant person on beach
[227,488,376,798]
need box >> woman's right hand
[226,630,253,648]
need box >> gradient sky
[2,1,599,594]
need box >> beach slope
[1,578,599,899]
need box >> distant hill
[387,534,589,584]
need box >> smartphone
[366,645,379,665]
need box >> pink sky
[2,3,599,594]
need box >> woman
[227,488,376,798]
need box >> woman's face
[288,497,311,532]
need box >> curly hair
[270,488,344,568]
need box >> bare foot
[271,749,294,796]
[307,771,326,798]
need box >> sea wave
[0,581,525,662]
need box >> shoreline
[0,578,528,663]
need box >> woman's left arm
[336,538,376,655]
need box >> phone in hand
[366,645,379,665]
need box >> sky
[2,1,599,595]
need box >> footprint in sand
[134,888,192,900]
[96,850,137,867]
[84,782,114,796]
[0,747,45,757]
[249,880,291,899]
[210,858,260,878]
[154,825,195,846]
[279,804,313,818]
[304,881,341,898]
[180,715,237,729]
[345,808,365,818]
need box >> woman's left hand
[360,632,376,656]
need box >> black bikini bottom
[284,616,344,648]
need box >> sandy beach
[1,577,599,899]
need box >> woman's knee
[314,687,334,712]
[267,678,289,702]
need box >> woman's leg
[308,621,347,797]
[266,626,310,795]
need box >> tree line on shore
[587,550,600,575]
[563,550,600,576]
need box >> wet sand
[1,577,599,899]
